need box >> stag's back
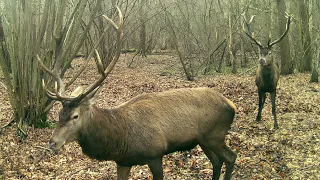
[116,87,236,158]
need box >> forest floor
[0,53,319,180]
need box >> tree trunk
[138,0,147,57]
[276,0,293,75]
[310,51,319,82]
[310,0,319,82]
[229,0,237,74]
[0,16,11,73]
[159,0,194,81]
[298,0,312,72]
[0,0,103,134]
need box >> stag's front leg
[148,157,164,180]
[256,91,266,122]
[199,145,223,180]
[270,91,278,129]
[116,164,132,180]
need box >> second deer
[243,16,291,129]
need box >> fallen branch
[17,121,28,138]
[1,115,14,129]
[0,81,7,90]
[127,52,139,68]
[35,145,52,152]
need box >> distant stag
[39,7,237,180]
[243,16,291,129]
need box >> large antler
[268,16,291,47]
[243,14,291,48]
[37,55,74,101]
[39,6,123,103]
[242,15,263,48]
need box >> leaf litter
[0,54,319,179]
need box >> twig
[4,150,15,170]
[0,81,7,90]
[33,146,54,164]
[66,165,94,179]
[1,115,14,129]
[298,165,316,171]
[35,145,52,152]
[17,122,28,138]
[128,52,139,68]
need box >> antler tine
[103,6,123,76]
[54,82,77,101]
[242,14,263,48]
[94,49,105,76]
[37,55,56,80]
[37,55,75,102]
[242,26,262,48]
[71,6,124,103]
[39,7,124,104]
[269,16,291,47]
[102,6,123,32]
[41,79,60,100]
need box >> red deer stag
[39,8,237,180]
[243,16,291,129]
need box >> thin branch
[0,81,7,90]
[1,115,14,129]
[35,145,53,152]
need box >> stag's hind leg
[270,91,278,129]
[200,140,236,180]
[220,146,237,180]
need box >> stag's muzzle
[259,58,266,65]
[48,139,57,150]
[48,137,65,152]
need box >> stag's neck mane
[77,105,128,161]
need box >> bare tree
[228,0,238,74]
[159,1,194,81]
[0,0,115,134]
[310,0,319,82]
[276,0,293,75]
[297,0,312,72]
[137,0,147,57]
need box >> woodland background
[0,0,319,179]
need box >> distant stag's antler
[242,15,263,48]
[268,16,291,47]
[38,6,123,103]
[242,14,291,48]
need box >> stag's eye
[72,115,79,120]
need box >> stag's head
[243,15,291,67]
[258,46,273,66]
[47,86,100,151]
[38,7,123,152]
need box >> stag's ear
[71,86,84,97]
[85,86,102,105]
